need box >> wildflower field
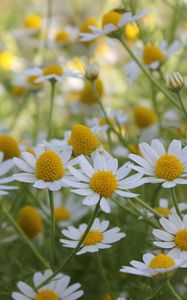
[1,0,187,299]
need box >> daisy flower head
[79,78,104,105]
[79,9,148,42]
[12,269,84,300]
[153,212,187,263]
[0,151,17,195]
[41,191,88,228]
[60,218,125,255]
[66,153,144,213]
[24,67,44,90]
[13,145,74,191]
[129,139,187,188]
[120,252,186,279]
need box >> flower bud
[85,63,99,81]
[167,72,184,92]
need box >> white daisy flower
[60,218,125,255]
[79,9,148,42]
[12,269,83,300]
[65,153,144,213]
[24,67,44,90]
[41,191,88,228]
[129,139,187,188]
[120,252,186,278]
[0,152,17,195]
[124,40,183,82]
[153,212,187,264]
[13,146,74,191]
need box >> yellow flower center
[142,44,165,65]
[149,254,175,269]
[54,207,71,221]
[25,147,36,156]
[90,170,118,198]
[0,135,20,160]
[18,206,43,239]
[175,230,187,251]
[134,106,156,129]
[154,207,171,217]
[69,124,100,156]
[99,117,114,126]
[27,75,44,88]
[129,144,142,156]
[43,64,63,76]
[155,154,183,181]
[102,11,122,28]
[24,14,42,29]
[102,293,112,300]
[35,290,60,300]
[80,18,98,34]
[55,30,71,43]
[12,86,26,97]
[36,150,64,182]
[80,79,104,105]
[124,22,139,43]
[83,230,103,245]
[0,51,15,70]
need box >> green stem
[10,92,30,129]
[36,201,100,289]
[167,279,183,300]
[3,208,49,268]
[119,38,180,110]
[176,92,187,121]
[95,253,116,300]
[134,196,161,218]
[49,190,55,268]
[171,188,182,218]
[47,81,56,140]
[145,283,165,300]
[112,197,139,217]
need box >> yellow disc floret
[18,206,43,239]
[0,135,20,160]
[0,51,15,71]
[124,23,139,43]
[90,170,118,198]
[155,154,183,181]
[35,290,60,300]
[24,14,42,29]
[142,44,165,65]
[80,18,98,34]
[83,230,103,245]
[103,293,113,300]
[43,64,63,76]
[175,230,187,251]
[134,106,156,129]
[149,254,175,269]
[12,86,26,97]
[27,75,44,89]
[102,11,121,28]
[55,29,71,44]
[129,144,142,156]
[69,124,100,156]
[154,207,171,217]
[80,79,104,105]
[54,207,71,221]
[36,150,64,182]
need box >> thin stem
[3,208,49,268]
[171,188,182,218]
[119,37,180,110]
[145,283,165,300]
[49,190,55,268]
[133,196,161,218]
[36,201,100,289]
[47,81,56,140]
[167,279,183,300]
[95,253,116,300]
[112,198,139,217]
[176,92,187,121]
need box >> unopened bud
[167,72,184,92]
[85,63,99,81]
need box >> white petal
[100,198,111,213]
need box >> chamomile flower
[12,269,83,300]
[24,67,44,90]
[35,64,82,83]
[153,212,187,262]
[66,153,144,213]
[0,151,16,195]
[79,9,147,42]
[60,218,125,255]
[129,139,187,188]
[13,146,74,191]
[120,252,186,279]
[41,191,88,228]
[125,41,183,82]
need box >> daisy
[41,191,88,228]
[35,64,82,83]
[153,212,187,263]
[0,151,17,195]
[65,153,144,213]
[124,40,183,82]
[60,218,125,255]
[12,269,83,300]
[13,145,74,191]
[24,67,44,90]
[120,252,186,279]
[79,9,148,42]
[129,139,187,188]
